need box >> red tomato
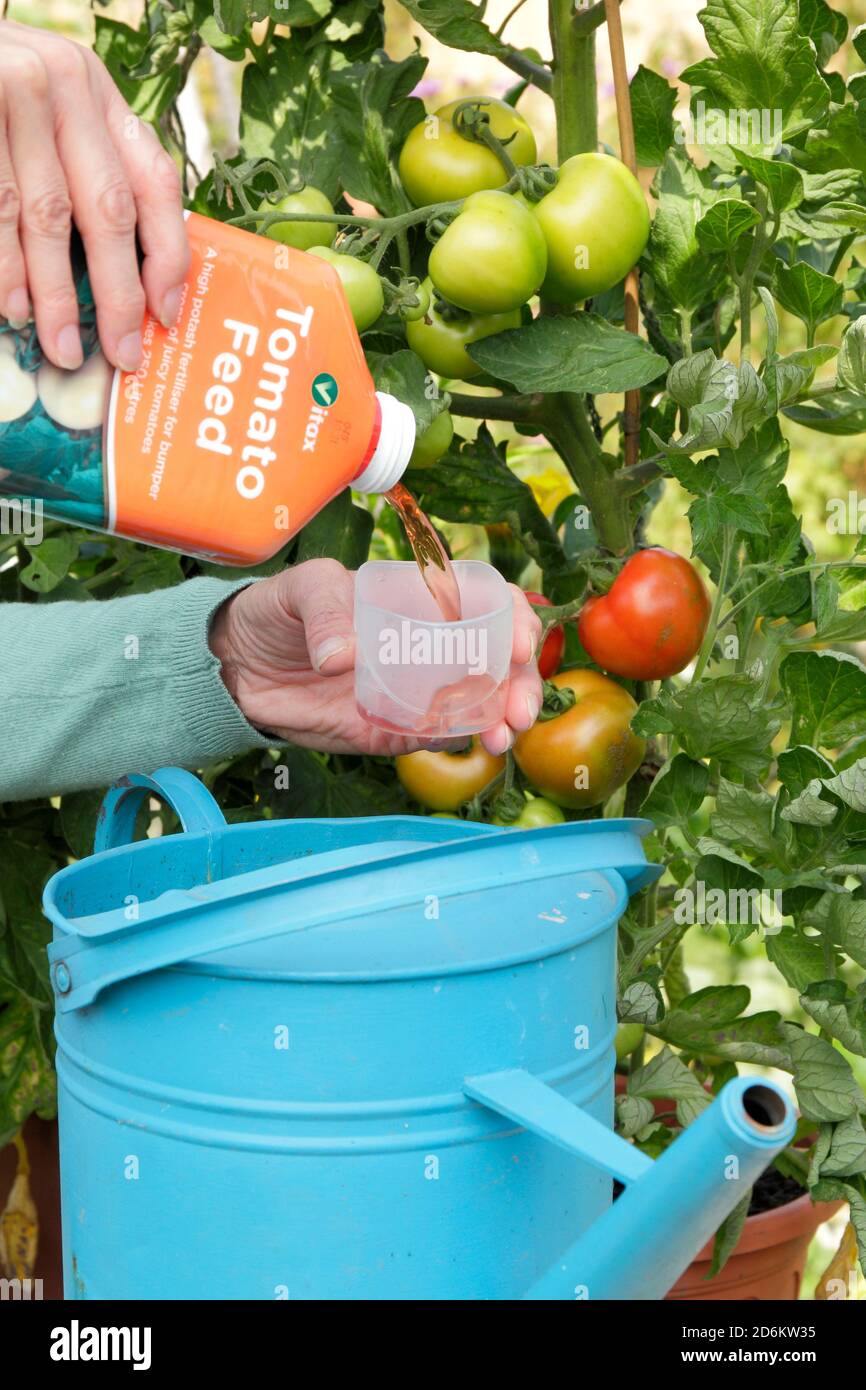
[525,591,564,679]
[578,548,711,681]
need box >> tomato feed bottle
[0,213,416,566]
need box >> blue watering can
[44,767,795,1301]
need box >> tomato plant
[513,670,646,810]
[578,548,711,680]
[6,0,866,1287]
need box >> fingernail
[526,693,540,724]
[524,632,538,664]
[116,331,142,372]
[56,324,84,370]
[313,637,349,671]
[6,287,30,328]
[496,729,516,754]
[160,285,183,328]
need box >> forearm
[0,577,271,801]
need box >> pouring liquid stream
[385,482,462,622]
[381,484,501,735]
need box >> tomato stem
[549,0,598,159]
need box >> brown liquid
[386,481,462,622]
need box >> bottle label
[105,212,378,564]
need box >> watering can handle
[94,767,226,853]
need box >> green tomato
[261,187,336,251]
[398,97,537,207]
[308,246,384,332]
[615,1023,645,1064]
[409,409,454,467]
[532,152,650,303]
[405,279,522,380]
[429,190,547,314]
[492,796,566,828]
[399,279,432,322]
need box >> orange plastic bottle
[0,212,416,565]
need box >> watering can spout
[526,1076,797,1300]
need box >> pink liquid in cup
[354,561,513,737]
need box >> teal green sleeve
[0,578,272,802]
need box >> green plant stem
[720,559,861,633]
[679,308,693,356]
[500,48,553,93]
[547,395,633,553]
[447,391,544,423]
[735,187,769,357]
[612,454,665,496]
[691,527,734,682]
[549,0,598,158]
[573,0,624,35]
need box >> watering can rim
[44,770,661,1007]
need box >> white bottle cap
[353,391,416,494]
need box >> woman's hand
[209,560,544,757]
[0,20,188,371]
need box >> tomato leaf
[366,348,447,434]
[19,536,79,594]
[397,0,511,59]
[784,389,866,435]
[632,675,782,777]
[93,17,182,123]
[772,259,845,338]
[330,50,427,213]
[404,427,573,590]
[695,198,761,254]
[0,984,56,1150]
[654,990,788,1067]
[784,1023,866,1122]
[801,983,866,1060]
[648,151,725,313]
[466,314,667,394]
[294,490,374,570]
[798,0,849,65]
[629,65,677,166]
[680,0,830,154]
[641,754,709,830]
[766,928,832,994]
[736,151,804,214]
[779,649,866,748]
[240,37,352,202]
[836,315,866,393]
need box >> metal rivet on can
[54,962,72,994]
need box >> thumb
[281,559,356,675]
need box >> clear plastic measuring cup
[354,560,513,737]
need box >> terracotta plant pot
[614,1071,842,1300]
[665,1190,841,1300]
[0,1115,63,1300]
